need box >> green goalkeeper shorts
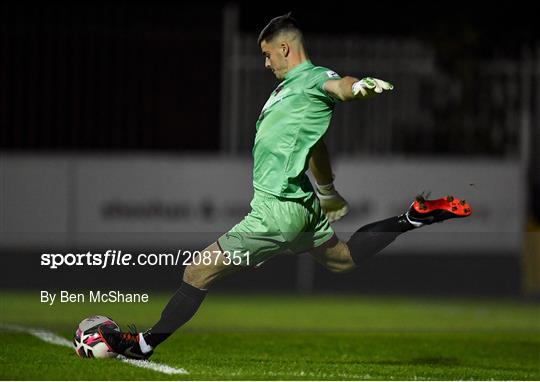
[217,190,335,267]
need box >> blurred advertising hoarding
[0,155,524,254]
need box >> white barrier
[0,155,525,254]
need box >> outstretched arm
[310,140,349,223]
[324,76,393,101]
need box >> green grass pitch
[1,291,539,380]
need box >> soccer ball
[73,315,119,358]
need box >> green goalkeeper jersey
[253,60,340,199]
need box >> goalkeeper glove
[352,77,394,97]
[316,182,350,223]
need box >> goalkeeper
[100,13,472,359]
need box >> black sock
[347,215,414,265]
[143,282,207,349]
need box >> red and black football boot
[99,324,153,360]
[404,194,472,227]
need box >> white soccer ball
[73,315,120,358]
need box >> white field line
[117,355,188,375]
[0,324,188,375]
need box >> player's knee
[328,253,356,274]
[327,260,356,274]
[329,245,356,274]
[312,240,356,274]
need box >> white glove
[316,182,350,223]
[352,77,394,97]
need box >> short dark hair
[257,12,302,45]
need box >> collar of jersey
[284,60,314,80]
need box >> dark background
[1,2,538,151]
